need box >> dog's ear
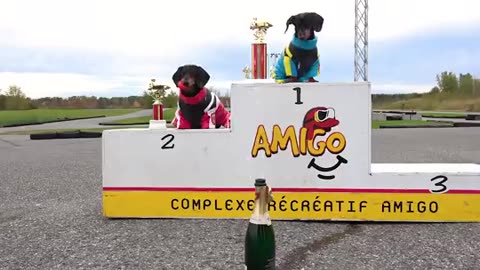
[195,66,210,88]
[307,12,324,32]
[284,15,297,33]
[172,66,184,86]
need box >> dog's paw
[288,76,298,83]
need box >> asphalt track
[1,127,480,270]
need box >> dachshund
[170,64,231,129]
[273,12,324,83]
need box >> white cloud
[1,0,479,97]
[2,0,479,55]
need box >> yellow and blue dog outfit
[273,34,320,83]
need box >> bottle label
[249,214,272,225]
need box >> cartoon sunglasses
[303,107,336,124]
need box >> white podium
[102,81,480,222]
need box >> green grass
[0,126,149,135]
[372,120,453,129]
[374,94,480,112]
[0,108,141,127]
[101,108,176,125]
[421,112,465,118]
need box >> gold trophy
[148,79,170,99]
[242,66,252,79]
[147,79,170,129]
[249,18,273,44]
[249,18,272,80]
[269,53,281,79]
[269,66,275,79]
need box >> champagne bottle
[244,178,276,270]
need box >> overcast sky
[1,0,479,98]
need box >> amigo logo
[250,106,349,180]
[250,125,346,158]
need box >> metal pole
[354,0,368,82]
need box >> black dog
[172,64,209,97]
[285,12,324,41]
[274,12,324,83]
[171,64,231,129]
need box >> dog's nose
[183,80,189,86]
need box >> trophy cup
[249,17,273,44]
[269,53,281,79]
[147,79,170,129]
[269,66,275,79]
[249,18,273,80]
[242,66,252,79]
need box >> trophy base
[149,120,167,129]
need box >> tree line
[430,71,479,95]
[372,71,480,105]
[2,71,476,111]
[0,86,231,110]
